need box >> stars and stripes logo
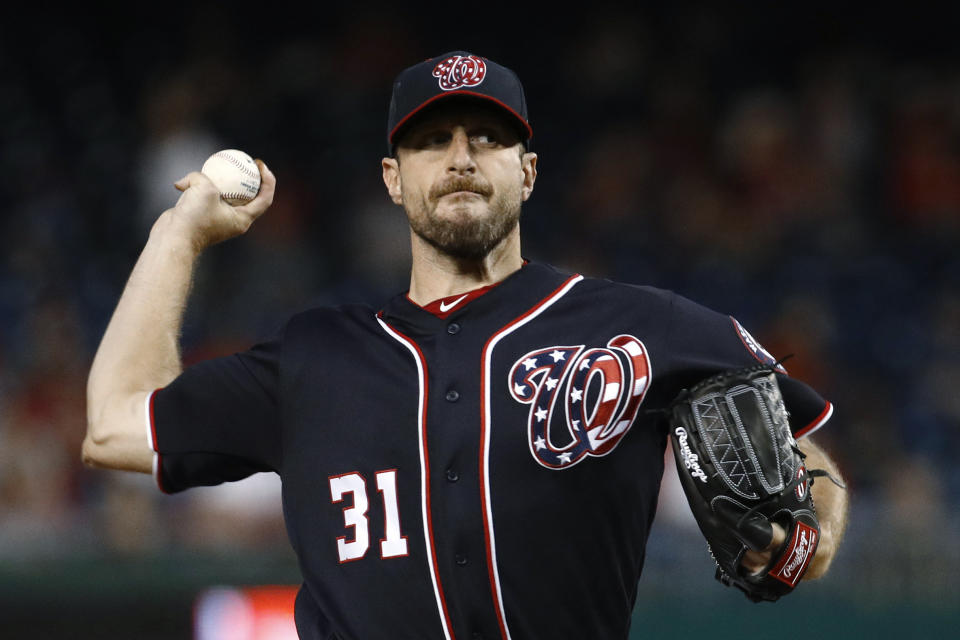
[508,335,652,469]
[432,54,487,91]
[732,317,787,373]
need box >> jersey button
[447,322,461,335]
[445,390,460,402]
[446,469,459,482]
[455,553,468,566]
[472,634,483,640]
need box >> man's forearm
[84,210,200,472]
[83,162,274,472]
[800,437,848,579]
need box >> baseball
[200,149,262,205]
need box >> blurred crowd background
[1,3,958,637]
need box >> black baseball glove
[668,364,834,602]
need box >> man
[85,51,847,639]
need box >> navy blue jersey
[147,261,832,640]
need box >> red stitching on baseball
[215,151,260,180]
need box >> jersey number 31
[329,469,409,563]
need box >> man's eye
[416,133,449,147]
[470,133,499,145]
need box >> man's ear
[520,152,538,201]
[382,157,403,205]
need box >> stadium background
[1,3,957,638]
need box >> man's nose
[446,130,476,174]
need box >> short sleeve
[146,334,282,493]
[665,292,833,439]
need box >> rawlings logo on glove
[770,521,818,586]
[673,427,708,483]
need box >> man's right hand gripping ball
[168,159,275,252]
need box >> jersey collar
[378,260,574,335]
[407,281,502,319]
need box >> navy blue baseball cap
[387,51,533,155]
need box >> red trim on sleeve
[148,390,160,452]
[148,389,169,494]
[794,401,833,439]
[154,455,167,494]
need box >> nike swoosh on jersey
[439,294,469,312]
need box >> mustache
[429,176,494,200]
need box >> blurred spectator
[889,74,960,232]
[136,69,223,233]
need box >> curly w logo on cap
[432,54,487,90]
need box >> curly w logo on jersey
[508,335,652,469]
[433,54,487,90]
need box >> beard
[404,175,522,260]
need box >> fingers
[715,500,772,550]
[174,171,214,192]
[171,160,274,242]
[768,522,787,549]
[741,548,768,575]
[255,159,276,204]
[739,522,788,575]
[233,159,276,219]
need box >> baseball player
[84,51,848,639]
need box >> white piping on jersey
[480,274,583,640]
[376,316,454,640]
[144,390,161,490]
